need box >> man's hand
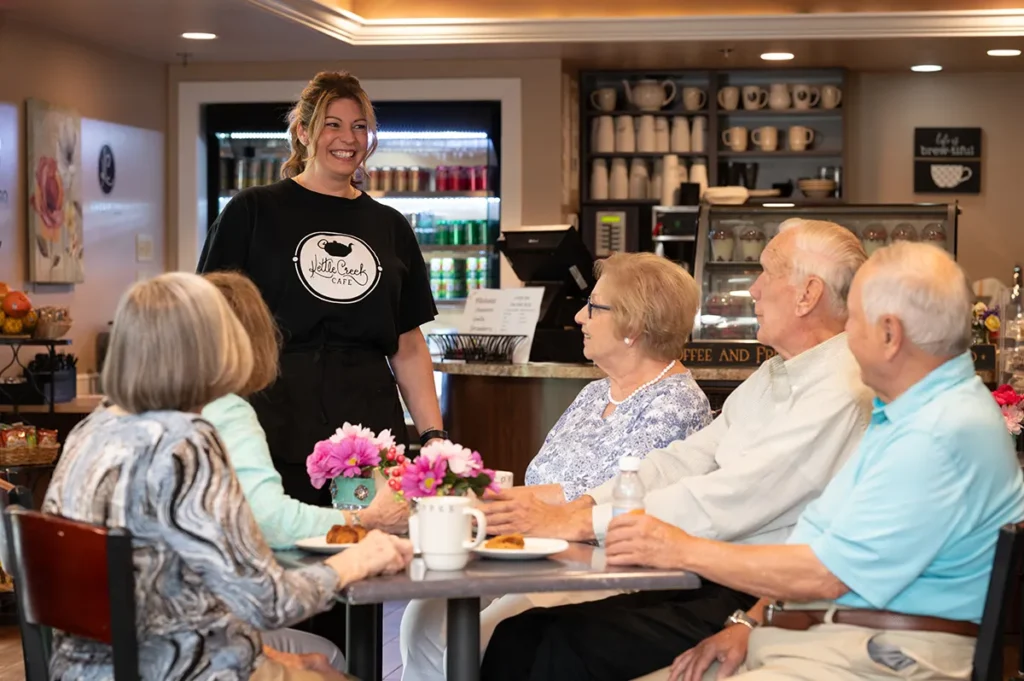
[604,512,691,569]
[481,490,590,540]
[667,625,751,681]
[361,488,410,534]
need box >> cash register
[496,227,596,364]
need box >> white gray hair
[859,242,972,357]
[777,219,867,316]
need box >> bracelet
[419,429,448,446]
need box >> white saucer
[294,536,357,554]
[474,537,569,560]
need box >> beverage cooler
[202,101,502,303]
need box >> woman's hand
[325,530,412,585]
[361,489,410,534]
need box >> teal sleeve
[202,395,344,549]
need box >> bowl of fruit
[0,285,39,338]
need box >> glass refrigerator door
[693,215,764,341]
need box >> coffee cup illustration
[930,164,973,189]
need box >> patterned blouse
[525,372,712,501]
[42,407,340,681]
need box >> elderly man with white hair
[475,220,875,681]
[625,242,1024,681]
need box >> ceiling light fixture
[760,52,794,61]
[987,49,1022,57]
[182,32,217,40]
[911,64,942,72]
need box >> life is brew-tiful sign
[913,127,982,195]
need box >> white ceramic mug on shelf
[590,88,617,112]
[722,126,749,152]
[595,116,615,153]
[792,84,820,109]
[742,86,768,110]
[751,126,779,151]
[788,126,815,151]
[615,115,636,153]
[414,496,487,571]
[821,85,843,109]
[718,86,740,111]
[682,87,707,111]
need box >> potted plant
[385,439,498,500]
[306,423,408,510]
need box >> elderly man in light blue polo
[620,241,1024,681]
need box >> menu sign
[682,342,777,367]
[913,127,982,194]
[459,288,544,363]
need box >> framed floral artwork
[26,98,83,283]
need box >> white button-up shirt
[589,333,874,544]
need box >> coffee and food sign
[913,127,981,194]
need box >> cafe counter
[434,361,751,485]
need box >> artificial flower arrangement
[305,422,496,507]
[972,302,1001,345]
[993,384,1024,436]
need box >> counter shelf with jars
[692,202,960,345]
[214,132,291,214]
[365,132,501,304]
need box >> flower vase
[330,475,376,510]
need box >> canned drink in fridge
[450,220,465,246]
[408,166,422,192]
[380,166,394,192]
[261,158,276,186]
[247,159,262,188]
[435,166,450,192]
[475,165,489,191]
[235,160,247,191]
[394,166,409,192]
[367,167,380,192]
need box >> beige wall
[167,58,564,267]
[847,71,1024,283]
[0,20,167,372]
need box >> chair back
[973,521,1024,681]
[5,507,139,681]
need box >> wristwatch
[419,429,448,446]
[725,610,759,630]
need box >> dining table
[276,541,701,681]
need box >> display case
[692,203,960,344]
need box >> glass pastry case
[692,203,960,342]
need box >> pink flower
[481,468,501,494]
[1002,404,1024,435]
[401,455,448,498]
[336,437,381,478]
[329,422,375,443]
[994,385,1023,408]
[374,429,397,450]
[307,440,343,489]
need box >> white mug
[637,115,657,152]
[414,496,487,571]
[629,159,649,199]
[742,86,767,110]
[788,126,815,151]
[590,159,609,200]
[595,116,615,153]
[821,85,843,109]
[590,88,616,112]
[722,126,748,152]
[689,116,706,153]
[609,158,629,199]
[792,85,820,110]
[493,470,514,490]
[717,86,740,111]
[654,117,670,153]
[615,115,636,153]
[750,126,778,151]
[683,87,707,112]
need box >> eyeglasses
[587,296,613,319]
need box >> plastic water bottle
[611,456,646,518]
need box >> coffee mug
[788,126,815,151]
[683,87,707,112]
[821,85,843,110]
[493,470,514,490]
[717,86,739,111]
[722,126,748,152]
[751,126,778,151]
[414,496,487,571]
[792,85,820,110]
[930,164,973,189]
[742,86,768,110]
[615,115,636,153]
[590,88,617,112]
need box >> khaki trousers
[634,623,976,681]
[250,658,357,681]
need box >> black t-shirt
[197,179,436,355]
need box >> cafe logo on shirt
[293,231,382,304]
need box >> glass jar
[861,223,888,256]
[891,223,918,243]
[709,224,736,262]
[922,222,947,245]
[738,224,767,262]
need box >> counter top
[0,395,103,415]
[432,361,755,383]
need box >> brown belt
[765,606,979,638]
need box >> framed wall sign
[913,127,982,194]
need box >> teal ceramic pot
[330,476,376,510]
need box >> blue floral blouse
[525,372,712,501]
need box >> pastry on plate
[484,533,526,550]
[326,524,368,544]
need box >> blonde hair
[777,219,866,316]
[203,271,281,397]
[102,273,253,414]
[282,71,378,183]
[594,252,699,361]
[860,242,972,357]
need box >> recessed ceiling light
[181,32,217,40]
[911,64,942,72]
[761,52,795,61]
[988,49,1022,57]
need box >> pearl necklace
[608,360,677,406]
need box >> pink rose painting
[26,99,83,283]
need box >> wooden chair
[0,481,45,679]
[973,522,1024,681]
[4,507,139,681]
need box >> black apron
[250,344,408,507]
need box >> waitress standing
[197,70,445,507]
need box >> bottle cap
[619,456,641,472]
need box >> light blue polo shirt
[787,351,1024,623]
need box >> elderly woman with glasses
[400,251,712,681]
